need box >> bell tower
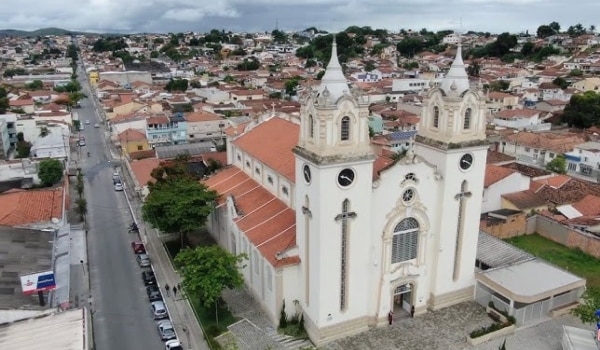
[293,37,375,342]
[414,41,489,309]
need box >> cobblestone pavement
[326,302,494,350]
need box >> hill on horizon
[0,27,102,37]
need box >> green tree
[364,61,376,72]
[572,287,600,323]
[174,245,246,323]
[26,79,44,90]
[467,60,481,77]
[569,69,583,77]
[15,132,32,158]
[142,176,217,238]
[285,76,303,96]
[38,158,64,186]
[562,91,600,128]
[536,25,555,38]
[75,197,87,221]
[520,42,535,56]
[0,87,8,113]
[165,78,188,92]
[316,70,325,80]
[549,21,561,33]
[552,77,569,89]
[271,29,288,44]
[396,37,423,58]
[489,80,510,91]
[545,155,567,174]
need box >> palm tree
[590,25,596,34]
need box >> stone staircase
[219,319,315,350]
[265,328,314,350]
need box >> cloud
[0,0,597,34]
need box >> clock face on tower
[303,164,311,184]
[337,168,355,187]
[460,153,474,170]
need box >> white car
[157,320,177,341]
[114,182,124,191]
[150,301,168,320]
[94,123,100,128]
[79,140,86,147]
[165,339,184,350]
[85,120,90,125]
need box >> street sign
[20,271,56,295]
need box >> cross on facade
[335,200,357,311]
[453,182,471,281]
[303,201,312,305]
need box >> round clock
[337,168,355,187]
[303,164,311,184]
[460,153,473,170]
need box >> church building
[204,39,489,346]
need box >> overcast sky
[1,0,598,35]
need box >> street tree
[142,169,217,239]
[545,155,567,174]
[38,158,64,186]
[174,245,246,323]
[562,91,600,128]
[572,287,600,323]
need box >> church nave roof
[204,166,299,267]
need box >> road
[77,66,164,350]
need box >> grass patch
[506,233,600,288]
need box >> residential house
[0,113,17,148]
[30,127,70,160]
[370,130,417,154]
[118,128,150,155]
[127,157,161,199]
[486,91,519,113]
[482,164,530,213]
[351,71,382,83]
[538,82,563,101]
[145,113,187,147]
[497,131,585,167]
[89,71,99,85]
[8,98,35,114]
[106,101,148,120]
[192,87,230,104]
[109,112,150,136]
[493,109,549,131]
[0,119,10,159]
[572,77,600,92]
[0,186,65,227]
[185,110,227,142]
[0,158,40,187]
[229,89,266,102]
[564,141,600,180]
[534,99,568,113]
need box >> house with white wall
[493,109,544,130]
[482,164,530,213]
[564,141,600,180]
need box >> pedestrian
[388,310,393,325]
[411,305,415,318]
[173,286,177,297]
[177,282,181,291]
[165,283,170,296]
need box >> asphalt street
[77,68,164,349]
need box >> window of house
[255,167,260,175]
[549,153,555,158]
[137,145,143,150]
[254,253,259,275]
[433,106,440,128]
[237,154,241,161]
[266,267,272,290]
[404,173,417,182]
[282,186,289,196]
[267,175,273,184]
[464,108,472,129]
[309,114,315,138]
[525,147,530,152]
[341,116,350,141]
[391,218,419,264]
[246,160,251,168]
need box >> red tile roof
[204,166,299,267]
[119,128,147,142]
[571,194,600,217]
[129,158,160,187]
[484,165,517,188]
[233,117,298,182]
[0,187,64,226]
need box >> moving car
[114,182,124,191]
[85,120,90,125]
[142,270,156,286]
[79,140,86,146]
[136,254,150,267]
[94,123,100,128]
[150,301,168,320]
[165,339,184,350]
[146,285,162,301]
[157,320,177,341]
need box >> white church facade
[204,40,489,345]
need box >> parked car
[165,339,184,350]
[157,320,177,341]
[150,301,168,320]
[142,270,156,285]
[79,140,86,146]
[131,241,146,254]
[146,285,162,301]
[136,254,150,267]
[94,123,100,128]
[85,120,90,125]
[112,172,120,183]
[114,182,124,191]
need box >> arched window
[433,106,440,128]
[340,116,350,141]
[464,108,472,129]
[308,114,315,138]
[391,218,419,263]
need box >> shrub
[279,300,288,329]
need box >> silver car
[150,301,168,320]
[157,320,177,341]
[136,254,150,267]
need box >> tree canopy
[0,87,9,113]
[561,91,600,128]
[38,159,64,187]
[92,37,128,52]
[142,155,218,235]
[545,155,567,174]
[165,78,189,92]
[572,287,600,323]
[174,245,246,309]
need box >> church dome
[439,43,470,96]
[317,37,350,102]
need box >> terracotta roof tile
[571,194,600,216]
[484,165,517,188]
[502,190,547,210]
[185,111,224,122]
[0,187,64,226]
[119,128,147,142]
[203,166,298,267]
[129,158,161,187]
[486,150,515,164]
[233,117,298,182]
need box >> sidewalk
[120,163,210,350]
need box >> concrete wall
[531,215,600,258]
[480,213,527,239]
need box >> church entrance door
[393,283,413,317]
